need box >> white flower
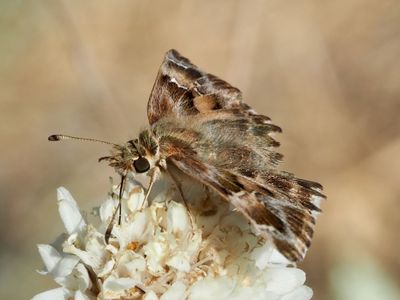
[33,178,313,300]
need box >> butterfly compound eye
[133,157,150,173]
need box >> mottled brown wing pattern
[148,49,325,262]
[157,118,324,262]
[147,49,255,125]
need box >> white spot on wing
[170,77,187,89]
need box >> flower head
[34,178,313,300]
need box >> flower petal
[251,243,274,270]
[63,244,103,273]
[32,287,70,300]
[102,276,138,298]
[263,268,306,295]
[229,285,279,300]
[63,227,109,274]
[57,187,86,234]
[166,253,191,273]
[144,291,159,300]
[144,240,168,275]
[56,263,91,291]
[126,186,145,212]
[167,202,190,235]
[74,290,90,300]
[37,244,62,274]
[37,244,79,279]
[116,251,146,279]
[113,210,149,250]
[53,255,81,279]
[98,258,115,278]
[99,197,117,224]
[268,248,291,266]
[160,281,186,300]
[281,286,313,300]
[189,276,235,300]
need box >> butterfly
[49,49,325,262]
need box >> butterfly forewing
[147,49,252,125]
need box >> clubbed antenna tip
[48,135,61,141]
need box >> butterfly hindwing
[166,142,323,262]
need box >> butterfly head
[99,139,152,175]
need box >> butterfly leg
[105,174,126,243]
[139,166,160,210]
[166,168,195,226]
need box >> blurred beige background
[1,1,399,299]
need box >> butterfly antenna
[48,134,118,146]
